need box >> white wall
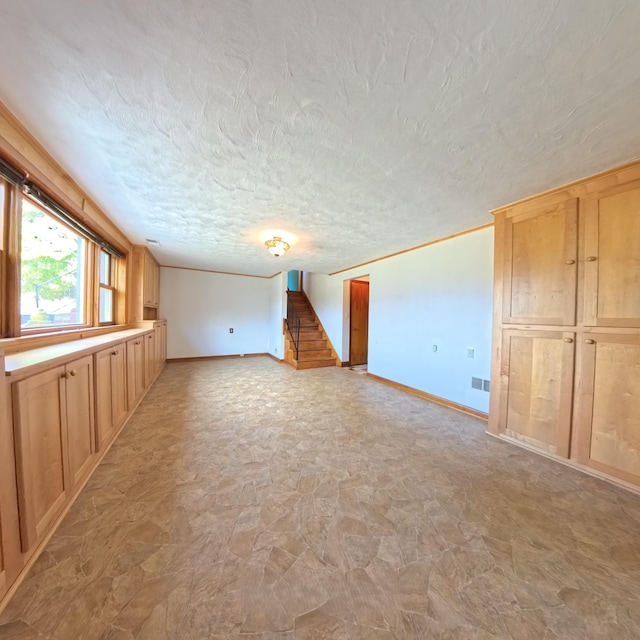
[160,267,272,359]
[268,272,287,360]
[304,227,494,413]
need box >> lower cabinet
[499,330,575,457]
[95,343,128,452]
[573,333,640,485]
[126,337,145,408]
[498,329,640,487]
[12,356,95,552]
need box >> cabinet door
[111,343,128,433]
[143,253,159,306]
[144,331,156,384]
[499,330,575,457]
[95,348,116,451]
[12,366,69,551]
[126,338,145,408]
[502,199,578,325]
[65,356,95,487]
[583,181,640,327]
[574,334,640,483]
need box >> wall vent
[471,377,483,390]
[483,379,491,392]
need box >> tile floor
[1,358,640,639]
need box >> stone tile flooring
[1,358,640,639]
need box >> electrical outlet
[433,345,438,352]
[229,328,234,333]
[275,347,278,354]
[467,348,474,358]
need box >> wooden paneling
[502,199,578,325]
[574,334,640,483]
[64,356,95,487]
[12,366,69,550]
[583,182,640,327]
[500,330,575,457]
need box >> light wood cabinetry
[573,334,640,485]
[126,337,145,408]
[95,343,127,452]
[502,199,578,326]
[130,245,161,322]
[1,329,159,610]
[499,330,575,457]
[11,355,95,551]
[143,252,160,307]
[491,161,640,490]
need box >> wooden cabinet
[126,336,145,408]
[155,321,167,373]
[11,356,95,551]
[64,356,96,487]
[144,330,156,384]
[143,252,160,307]
[499,330,574,457]
[95,343,128,452]
[583,181,640,327]
[491,161,640,489]
[573,334,640,485]
[502,199,578,326]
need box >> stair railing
[286,291,301,360]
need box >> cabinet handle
[565,259,576,265]
[563,338,573,343]
[585,339,595,344]
[586,256,597,262]
[69,370,76,376]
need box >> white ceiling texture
[1,1,640,276]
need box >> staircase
[284,291,338,370]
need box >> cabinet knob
[565,259,576,265]
[69,370,76,376]
[585,339,595,344]
[135,341,141,345]
[586,256,597,262]
[61,373,68,379]
[111,351,118,356]
[563,338,573,343]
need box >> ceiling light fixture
[265,236,290,257]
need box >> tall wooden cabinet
[490,161,640,490]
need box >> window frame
[17,193,92,335]
[97,248,117,326]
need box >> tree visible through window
[20,199,86,328]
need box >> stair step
[297,339,328,350]
[296,349,332,361]
[297,330,322,339]
[294,359,336,370]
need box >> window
[98,250,115,324]
[20,198,87,329]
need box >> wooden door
[502,199,578,325]
[499,330,575,457]
[111,343,128,432]
[573,334,640,483]
[127,338,145,407]
[64,356,95,487]
[12,366,69,550]
[583,181,640,327]
[350,280,369,366]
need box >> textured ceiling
[1,1,640,276]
